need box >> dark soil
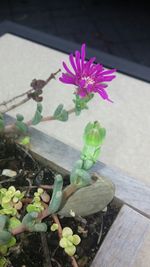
[0,138,120,267]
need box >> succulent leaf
[32,103,43,125]
[48,174,63,214]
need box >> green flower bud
[84,121,106,147]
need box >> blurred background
[0,0,150,66]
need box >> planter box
[4,115,150,266]
[1,22,150,266]
[27,126,150,267]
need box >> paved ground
[0,0,150,67]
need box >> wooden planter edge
[27,127,150,219]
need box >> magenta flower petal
[60,44,116,102]
[69,53,77,73]
[75,51,81,72]
[81,43,86,69]
[62,62,74,76]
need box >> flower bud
[84,121,106,147]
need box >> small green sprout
[59,227,81,256]
[50,223,58,232]
[19,136,30,146]
[26,188,45,213]
[0,187,24,216]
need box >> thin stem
[4,97,29,113]
[4,107,76,134]
[0,69,61,114]
[0,89,33,107]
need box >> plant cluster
[0,44,116,266]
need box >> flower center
[83,76,94,88]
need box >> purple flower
[59,44,116,102]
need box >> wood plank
[91,205,150,267]
[4,115,150,218]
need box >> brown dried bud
[31,79,46,90]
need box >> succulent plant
[59,227,81,256]
[0,186,24,216]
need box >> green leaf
[16,114,24,121]
[19,136,30,145]
[8,217,21,231]
[64,245,76,256]
[0,231,12,245]
[50,223,58,232]
[72,234,81,245]
[48,175,63,215]
[16,121,28,133]
[7,237,16,248]
[0,257,10,267]
[59,110,68,121]
[0,216,8,231]
[0,246,8,256]
[0,121,4,131]
[73,94,94,116]
[53,104,63,117]
[70,167,92,187]
[53,104,68,121]
[0,114,4,131]
[32,103,43,125]
[15,115,28,133]
[34,223,47,232]
[26,204,42,213]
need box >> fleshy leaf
[62,227,73,237]
[32,103,43,125]
[53,104,63,117]
[73,94,94,116]
[16,114,24,121]
[64,245,76,256]
[15,114,28,133]
[0,231,12,245]
[19,136,30,145]
[72,234,81,245]
[53,104,68,121]
[50,223,58,232]
[0,113,4,131]
[0,215,8,231]
[8,217,21,231]
[48,174,63,214]
[7,237,16,248]
[33,223,47,232]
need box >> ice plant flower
[59,44,116,102]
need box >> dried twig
[0,69,61,114]
[97,214,103,245]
